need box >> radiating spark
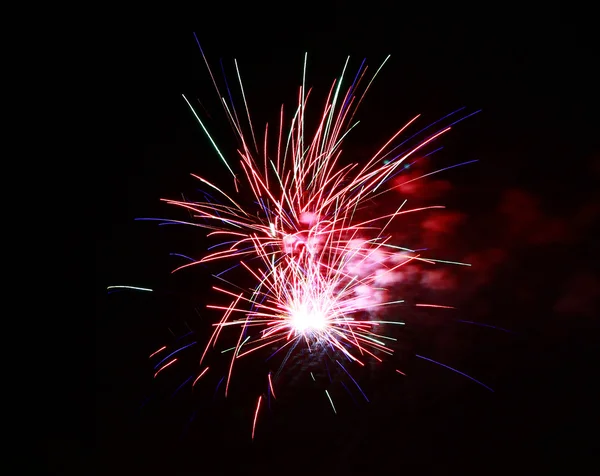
[149,346,166,358]
[169,253,196,262]
[231,335,251,355]
[268,372,276,399]
[325,389,337,414]
[214,376,225,399]
[176,330,194,342]
[419,258,471,266]
[154,358,177,378]
[192,367,210,387]
[388,159,479,195]
[416,354,494,392]
[251,395,262,440]
[154,342,197,370]
[107,285,153,292]
[457,320,515,334]
[336,360,369,402]
[182,94,236,177]
[415,304,456,309]
[172,376,194,398]
[234,59,259,152]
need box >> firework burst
[116,40,492,439]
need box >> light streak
[107,285,153,292]
[325,389,337,414]
[252,395,262,440]
[416,354,494,392]
[154,358,177,378]
[149,346,166,358]
[192,367,210,387]
[268,372,276,399]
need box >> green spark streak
[358,334,387,346]
[236,335,251,355]
[345,185,364,230]
[286,103,303,190]
[325,390,337,414]
[182,94,235,177]
[379,299,405,306]
[234,59,259,152]
[191,175,248,217]
[220,335,251,354]
[379,245,472,267]
[337,274,359,297]
[348,54,391,127]
[307,120,361,190]
[368,332,397,342]
[284,103,301,163]
[373,156,408,192]
[379,243,415,252]
[270,160,287,192]
[211,274,247,293]
[310,372,316,381]
[302,52,307,154]
[365,54,391,94]
[372,320,406,325]
[328,120,360,153]
[107,285,153,292]
[322,56,350,155]
[422,258,472,266]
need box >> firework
[117,40,493,439]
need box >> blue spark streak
[416,354,494,392]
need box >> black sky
[84,5,599,475]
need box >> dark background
[85,3,599,475]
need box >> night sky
[85,6,599,475]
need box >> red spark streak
[415,304,456,309]
[154,358,177,378]
[192,367,210,387]
[252,395,262,440]
[149,346,166,359]
[268,373,276,399]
